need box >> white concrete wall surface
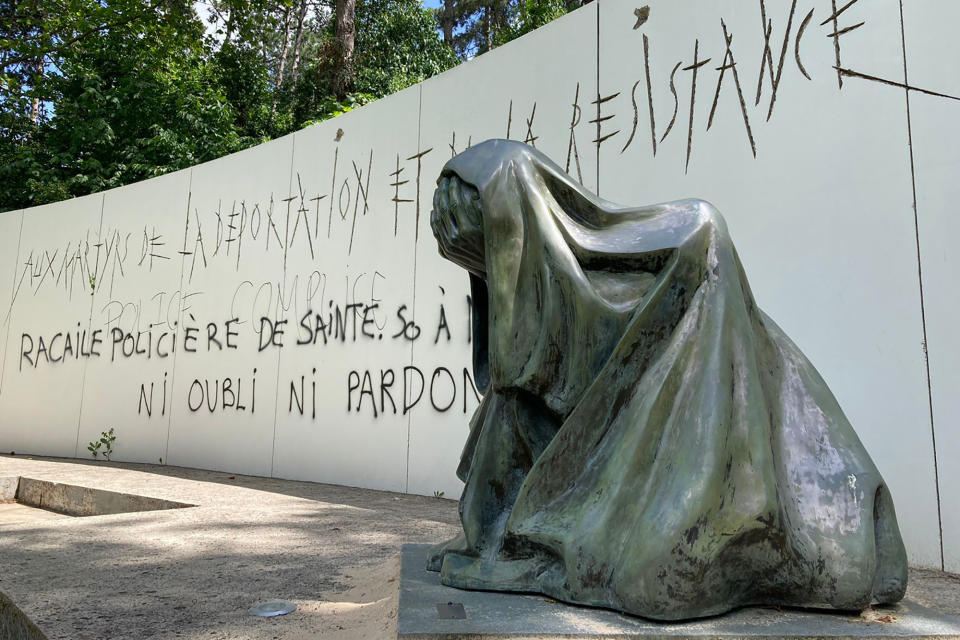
[0,0,955,571]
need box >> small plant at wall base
[88,428,116,461]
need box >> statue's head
[431,173,486,278]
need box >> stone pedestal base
[398,544,960,639]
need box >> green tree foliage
[354,0,458,95]
[285,0,457,128]
[438,0,511,58]
[435,0,580,59]
[1,0,242,209]
[495,0,572,44]
[0,0,573,212]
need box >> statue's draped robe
[427,140,907,620]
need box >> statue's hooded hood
[440,139,684,413]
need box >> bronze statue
[426,139,907,620]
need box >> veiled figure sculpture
[426,139,908,621]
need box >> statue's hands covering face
[431,174,486,277]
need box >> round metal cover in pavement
[249,600,297,617]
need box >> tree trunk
[439,0,454,47]
[289,0,308,81]
[332,0,356,101]
[28,0,43,127]
[224,4,235,46]
[485,5,492,52]
[29,97,40,124]
[276,4,292,88]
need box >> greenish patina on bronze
[426,139,908,621]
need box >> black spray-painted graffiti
[17,293,480,419]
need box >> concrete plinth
[398,544,960,639]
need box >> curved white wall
[0,0,956,571]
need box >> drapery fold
[427,140,907,620]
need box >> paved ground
[0,455,957,639]
[0,455,460,640]
[0,502,70,525]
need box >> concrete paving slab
[12,476,194,516]
[398,544,960,639]
[0,588,47,640]
[0,476,18,499]
[0,502,70,525]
